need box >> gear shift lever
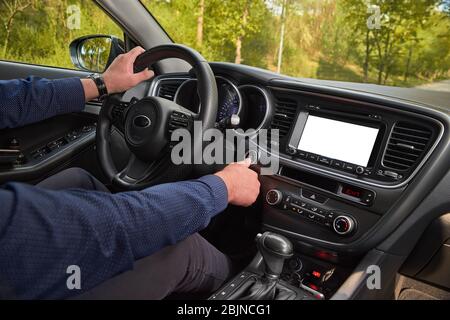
[225,232,296,300]
[256,232,294,279]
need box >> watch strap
[88,73,108,100]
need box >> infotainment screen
[297,116,379,167]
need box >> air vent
[156,79,185,101]
[270,97,298,139]
[382,122,433,172]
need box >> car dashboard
[146,62,449,261]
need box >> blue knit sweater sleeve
[0,175,228,299]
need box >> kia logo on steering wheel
[133,115,152,128]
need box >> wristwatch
[87,73,109,101]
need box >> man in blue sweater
[0,47,261,299]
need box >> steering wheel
[96,44,218,190]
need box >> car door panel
[0,60,105,185]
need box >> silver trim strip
[133,115,152,128]
[83,104,101,115]
[300,281,325,300]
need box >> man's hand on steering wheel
[103,46,155,94]
[82,46,154,101]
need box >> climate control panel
[266,189,357,236]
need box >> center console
[216,88,444,300]
[257,88,442,251]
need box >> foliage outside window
[0,0,122,69]
[144,0,450,89]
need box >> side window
[0,0,122,69]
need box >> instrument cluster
[174,76,271,134]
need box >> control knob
[356,166,365,175]
[286,147,297,156]
[266,189,283,206]
[333,215,356,235]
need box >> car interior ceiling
[0,0,449,301]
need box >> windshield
[143,0,450,92]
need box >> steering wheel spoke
[113,155,161,189]
[111,102,130,134]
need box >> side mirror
[70,35,125,72]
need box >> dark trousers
[37,168,233,300]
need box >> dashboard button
[331,160,345,169]
[315,215,325,224]
[82,125,94,133]
[362,191,375,205]
[318,157,331,166]
[298,151,308,159]
[302,189,328,204]
[326,212,336,220]
[308,154,319,162]
[365,192,375,199]
[32,152,44,160]
[344,163,356,173]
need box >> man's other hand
[103,46,154,94]
[215,159,261,207]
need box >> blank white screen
[298,116,379,167]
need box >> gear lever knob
[256,232,294,279]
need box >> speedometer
[216,77,241,122]
[174,76,242,123]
